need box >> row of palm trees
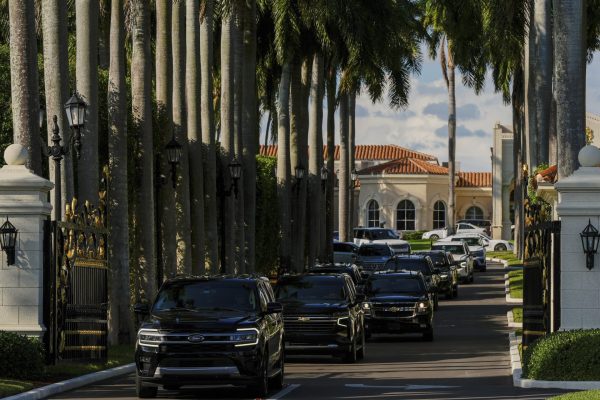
[4,0,597,344]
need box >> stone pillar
[555,145,600,330]
[0,144,53,338]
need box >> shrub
[402,231,427,240]
[0,331,44,379]
[522,329,600,381]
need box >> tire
[452,285,458,298]
[136,375,157,398]
[357,329,366,360]
[422,326,434,342]
[433,294,439,311]
[269,353,284,391]
[445,290,453,300]
[495,243,507,251]
[430,234,439,241]
[249,350,269,398]
[343,336,357,363]
[470,273,475,283]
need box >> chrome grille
[361,263,386,271]
[283,316,337,333]
[372,303,415,318]
[159,358,235,368]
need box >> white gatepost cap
[578,144,600,167]
[3,143,28,166]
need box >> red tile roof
[457,172,492,188]
[258,144,437,162]
[536,164,558,184]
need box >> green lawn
[550,390,600,399]
[409,239,432,251]
[0,379,34,397]
[508,269,523,299]
[512,307,523,323]
[487,251,522,266]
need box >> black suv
[308,263,365,287]
[275,274,366,362]
[416,250,459,299]
[134,276,284,398]
[386,255,441,310]
[364,271,434,341]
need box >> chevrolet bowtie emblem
[387,307,400,313]
[188,334,205,343]
[298,317,310,322]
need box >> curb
[507,310,523,328]
[3,363,135,400]
[504,273,523,304]
[509,332,600,389]
[487,257,523,271]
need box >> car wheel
[445,290,453,300]
[422,326,434,342]
[135,375,157,398]
[433,294,439,310]
[430,234,439,241]
[249,350,269,398]
[357,329,366,360]
[452,285,458,298]
[343,336,357,363]
[469,273,475,283]
[495,243,507,251]
[269,353,284,391]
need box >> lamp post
[219,159,242,272]
[580,219,600,270]
[155,134,183,285]
[320,165,328,192]
[349,169,358,233]
[0,217,18,266]
[293,165,306,191]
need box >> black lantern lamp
[580,219,600,270]
[165,135,182,189]
[64,92,87,158]
[295,165,306,181]
[228,159,242,198]
[0,217,17,266]
[320,166,328,190]
[351,170,359,188]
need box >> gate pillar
[555,145,600,330]
[0,144,53,338]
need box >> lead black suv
[363,271,434,341]
[416,250,459,299]
[275,274,366,362]
[134,276,284,398]
[386,255,441,310]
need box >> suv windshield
[358,246,391,257]
[394,259,432,275]
[368,229,399,240]
[276,277,345,302]
[153,281,258,312]
[367,276,425,295]
[432,244,465,255]
[423,253,449,268]
[458,237,482,246]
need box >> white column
[555,145,600,330]
[0,144,53,338]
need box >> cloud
[423,102,480,120]
[458,104,481,120]
[372,110,416,120]
[434,125,489,138]
[422,102,448,119]
[355,104,370,117]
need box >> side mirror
[134,303,149,315]
[356,294,366,303]
[266,302,283,314]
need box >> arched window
[367,200,380,227]
[433,201,446,229]
[396,200,416,231]
[465,206,484,220]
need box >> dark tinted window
[276,277,346,302]
[358,245,392,257]
[459,237,482,246]
[154,281,258,312]
[423,252,449,267]
[334,242,356,252]
[367,276,425,295]
[394,259,432,275]
[367,229,399,240]
[432,244,465,255]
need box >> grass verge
[508,269,523,299]
[550,391,600,399]
[487,251,522,266]
[512,307,523,323]
[0,379,34,397]
[409,239,432,251]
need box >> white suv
[421,223,486,240]
[431,240,474,283]
[353,228,411,255]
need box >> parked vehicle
[353,227,411,254]
[431,241,474,283]
[134,275,284,398]
[386,255,441,310]
[355,243,395,274]
[416,250,459,299]
[275,274,366,362]
[457,219,492,236]
[441,235,487,271]
[421,223,486,240]
[451,232,513,252]
[333,242,359,263]
[363,271,434,341]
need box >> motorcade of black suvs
[308,263,365,292]
[386,254,441,310]
[275,273,366,363]
[355,243,395,274]
[333,242,359,263]
[363,271,434,341]
[415,250,459,299]
[134,275,284,398]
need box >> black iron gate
[45,178,109,363]
[522,199,561,349]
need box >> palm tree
[8,0,41,174]
[324,64,336,262]
[554,0,586,178]
[338,90,349,241]
[107,0,131,344]
[156,0,177,279]
[186,0,205,274]
[533,0,552,164]
[200,0,219,273]
[172,0,192,274]
[131,0,156,301]
[75,0,99,202]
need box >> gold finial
[522,163,529,176]
[586,127,594,145]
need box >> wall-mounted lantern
[0,217,17,266]
[580,219,600,270]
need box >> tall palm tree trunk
[186,0,205,273]
[307,53,324,267]
[172,0,192,274]
[42,0,72,216]
[131,0,156,301]
[524,18,538,169]
[107,0,131,344]
[220,7,235,273]
[338,91,349,242]
[242,0,258,272]
[447,60,456,233]
[534,0,552,164]
[200,0,218,272]
[554,0,586,178]
[277,62,292,273]
[8,0,41,174]
[76,0,99,202]
[348,90,356,233]
[156,0,177,279]
[324,68,336,262]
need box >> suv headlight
[231,328,259,347]
[416,301,429,313]
[362,302,372,315]
[439,273,449,280]
[336,312,351,327]
[138,329,162,347]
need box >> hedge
[0,331,44,380]
[402,230,427,240]
[522,329,600,381]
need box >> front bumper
[366,314,431,333]
[474,258,487,271]
[438,278,453,294]
[284,331,352,354]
